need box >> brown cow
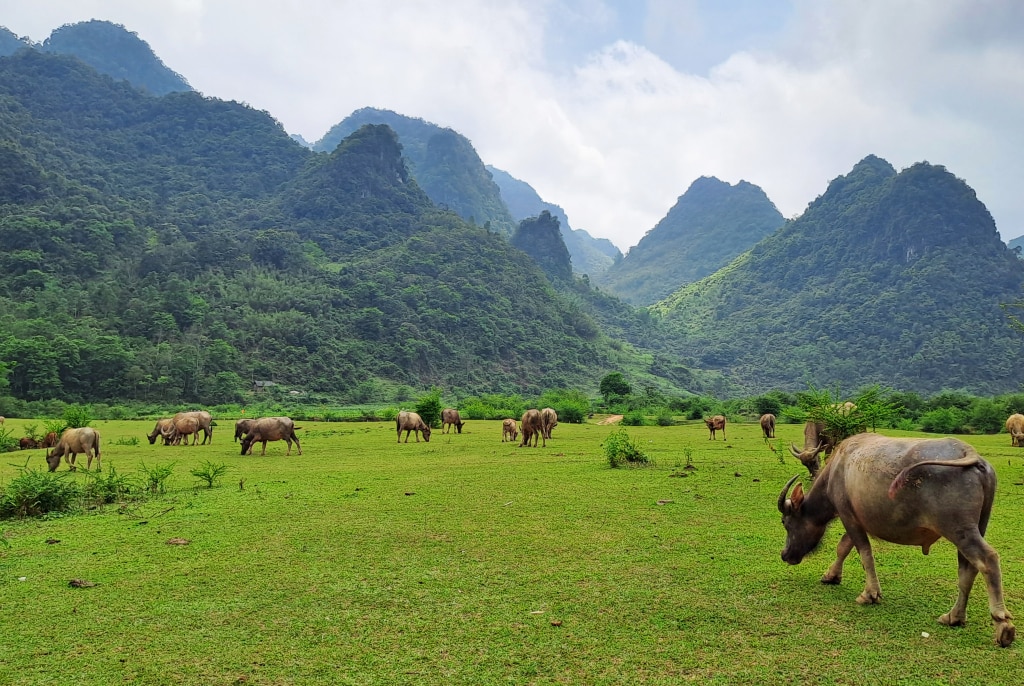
[441,408,464,434]
[541,407,558,440]
[704,415,726,440]
[234,418,256,442]
[147,418,175,445]
[169,416,201,446]
[240,417,302,456]
[760,413,776,439]
[779,433,1015,647]
[19,436,39,450]
[396,411,431,443]
[1006,414,1024,447]
[173,410,213,444]
[520,409,545,447]
[502,418,519,443]
[41,431,58,449]
[46,427,101,472]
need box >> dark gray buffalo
[778,433,1015,647]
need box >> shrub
[414,389,443,428]
[0,428,18,453]
[84,465,137,505]
[62,404,93,429]
[0,467,82,518]
[919,407,968,434]
[190,461,229,489]
[603,429,651,468]
[140,462,176,494]
[655,412,675,426]
[969,398,1005,434]
[621,411,646,426]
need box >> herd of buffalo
[9,404,1023,646]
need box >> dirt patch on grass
[597,415,624,425]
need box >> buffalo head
[778,475,828,565]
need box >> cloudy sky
[2,0,1022,251]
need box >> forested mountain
[1008,235,1024,257]
[655,156,1024,395]
[0,49,674,405]
[313,108,517,236]
[487,165,622,277]
[596,176,784,305]
[0,26,29,56]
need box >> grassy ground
[2,417,1024,684]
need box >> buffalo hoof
[995,621,1016,648]
[820,574,842,585]
[938,612,965,627]
[856,590,881,605]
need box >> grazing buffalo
[1006,414,1024,447]
[441,408,464,434]
[234,418,255,442]
[41,431,58,449]
[760,413,776,439]
[541,407,558,440]
[240,417,302,456]
[704,415,726,440]
[147,419,174,445]
[779,433,1015,647]
[396,411,431,443]
[502,418,519,443]
[789,402,858,477]
[173,410,213,444]
[0,415,4,425]
[520,409,545,447]
[46,427,101,472]
[169,416,200,446]
[19,437,38,450]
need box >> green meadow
[2,417,1024,685]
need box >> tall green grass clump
[603,429,651,468]
[0,467,82,518]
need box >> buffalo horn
[778,474,801,513]
[789,443,803,458]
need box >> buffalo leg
[822,533,855,585]
[842,526,881,604]
[945,534,1015,647]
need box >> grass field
[2,417,1024,685]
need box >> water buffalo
[441,408,464,434]
[704,415,726,440]
[789,402,858,477]
[41,431,58,449]
[760,413,776,439]
[541,407,558,440]
[46,427,101,472]
[240,417,302,456]
[1006,414,1024,447]
[502,418,519,443]
[234,418,255,442]
[396,411,431,443]
[19,437,38,450]
[173,410,213,444]
[520,409,545,447]
[169,415,200,446]
[147,418,174,445]
[778,433,1015,647]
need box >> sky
[2,0,1023,252]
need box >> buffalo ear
[790,482,805,510]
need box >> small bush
[191,461,229,489]
[140,462,176,494]
[919,407,968,434]
[604,429,651,468]
[0,428,17,453]
[0,467,82,518]
[114,436,139,446]
[655,413,676,426]
[621,411,646,426]
[62,405,93,429]
[414,389,443,428]
[84,465,137,505]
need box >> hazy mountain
[487,165,622,277]
[314,108,517,235]
[1008,235,1024,257]
[596,176,784,305]
[655,155,1024,395]
[41,20,191,96]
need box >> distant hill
[41,20,191,95]
[655,155,1024,395]
[487,165,622,277]
[0,26,30,56]
[314,108,517,236]
[1008,235,1024,258]
[596,176,784,305]
[0,49,666,404]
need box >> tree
[599,372,632,404]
